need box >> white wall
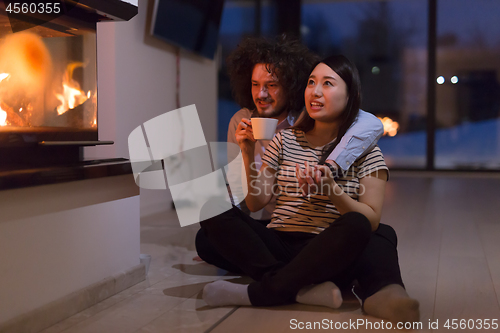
[87,0,218,216]
[0,176,140,324]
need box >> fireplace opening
[0,1,137,169]
[0,29,97,138]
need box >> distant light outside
[437,76,445,84]
[451,76,459,84]
[371,66,380,75]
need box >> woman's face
[304,63,348,123]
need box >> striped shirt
[261,128,389,234]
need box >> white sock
[296,281,343,309]
[203,280,251,307]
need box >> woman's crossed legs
[198,205,371,307]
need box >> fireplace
[0,4,141,331]
[0,0,138,168]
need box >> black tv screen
[151,0,225,60]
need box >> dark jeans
[196,205,404,306]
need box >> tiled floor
[42,172,500,332]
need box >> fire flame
[0,73,10,126]
[0,105,6,126]
[55,62,90,115]
[378,117,399,137]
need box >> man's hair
[226,35,319,118]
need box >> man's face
[251,63,287,118]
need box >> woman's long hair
[292,55,361,164]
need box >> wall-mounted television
[151,0,225,60]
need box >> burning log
[46,99,90,128]
[0,101,29,127]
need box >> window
[302,0,428,168]
[217,0,500,171]
[435,0,500,170]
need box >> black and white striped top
[261,128,389,234]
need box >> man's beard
[255,101,286,118]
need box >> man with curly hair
[195,36,384,271]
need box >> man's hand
[235,118,256,154]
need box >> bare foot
[363,284,420,325]
[192,256,204,262]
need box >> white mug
[251,118,278,140]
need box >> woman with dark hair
[293,55,362,168]
[202,55,419,324]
